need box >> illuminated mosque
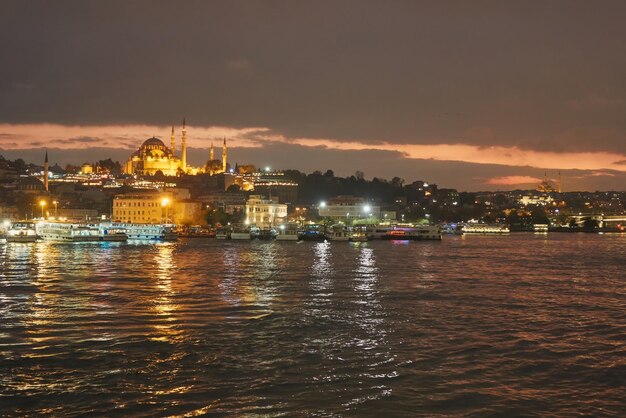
[124,119,228,176]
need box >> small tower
[170,125,175,155]
[210,141,214,161]
[43,150,49,192]
[181,118,187,173]
[558,171,562,193]
[222,137,227,172]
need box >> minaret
[181,118,187,173]
[170,125,175,155]
[43,150,49,192]
[222,137,227,172]
[210,141,214,161]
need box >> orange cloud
[486,176,543,185]
[3,123,626,174]
[0,123,268,150]
[285,137,626,172]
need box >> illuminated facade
[318,196,380,221]
[245,195,287,228]
[124,136,185,177]
[112,193,172,224]
[112,192,203,225]
[124,121,230,177]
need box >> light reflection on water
[1,234,626,416]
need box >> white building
[245,195,287,228]
[318,195,380,221]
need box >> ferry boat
[230,224,252,240]
[384,225,442,240]
[36,221,121,242]
[215,226,231,239]
[254,228,276,240]
[101,222,177,241]
[365,225,391,240]
[276,223,299,241]
[328,224,350,241]
[460,223,510,234]
[299,224,327,241]
[349,226,369,242]
[6,221,39,242]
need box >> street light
[319,201,326,208]
[161,197,171,224]
[39,200,47,219]
[53,200,58,218]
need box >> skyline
[1,1,626,190]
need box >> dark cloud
[0,1,625,157]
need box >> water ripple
[1,234,626,416]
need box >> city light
[362,204,371,213]
[39,200,47,219]
[161,197,171,224]
[319,201,326,208]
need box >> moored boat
[36,221,113,242]
[276,223,299,241]
[349,226,368,242]
[6,221,39,242]
[230,224,252,240]
[299,224,327,241]
[460,223,510,234]
[383,225,442,240]
[100,222,176,241]
[328,224,350,241]
[215,226,231,239]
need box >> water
[1,234,626,416]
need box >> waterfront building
[112,191,203,225]
[318,195,380,222]
[113,193,169,223]
[245,195,287,228]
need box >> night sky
[1,1,625,191]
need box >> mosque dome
[131,137,172,159]
[141,137,167,148]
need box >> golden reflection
[150,243,182,342]
[305,241,334,312]
[219,243,280,310]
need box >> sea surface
[1,233,626,417]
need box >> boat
[36,221,121,242]
[365,225,391,240]
[215,226,230,239]
[328,224,350,241]
[5,221,39,242]
[230,224,252,240]
[299,224,327,241]
[383,225,442,240]
[460,223,510,234]
[276,223,299,241]
[215,226,231,239]
[349,226,368,242]
[100,222,176,241]
[255,228,276,240]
